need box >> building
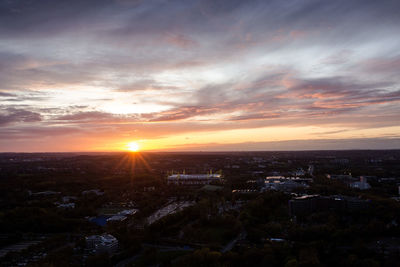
[288,195,336,216]
[146,201,194,225]
[291,169,306,176]
[289,195,370,217]
[107,215,127,223]
[62,196,77,202]
[330,158,350,165]
[350,178,371,190]
[265,176,313,183]
[328,174,371,190]
[82,189,104,196]
[117,209,138,216]
[167,173,223,185]
[56,203,75,209]
[86,234,118,254]
[232,189,259,194]
[326,174,354,183]
[31,191,60,196]
[264,176,311,192]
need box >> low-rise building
[326,174,355,184]
[82,189,104,196]
[31,191,61,196]
[350,181,371,190]
[85,234,118,254]
[117,209,138,216]
[62,196,77,202]
[56,203,75,209]
[289,195,370,217]
[232,189,259,194]
[167,173,223,185]
[107,215,127,222]
[328,174,371,190]
[264,176,311,192]
[146,201,194,225]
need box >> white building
[86,234,118,254]
[264,176,310,192]
[167,173,222,185]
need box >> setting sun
[127,142,140,152]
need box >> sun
[127,141,140,152]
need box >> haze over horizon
[1,0,400,152]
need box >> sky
[0,0,400,152]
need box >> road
[221,230,247,253]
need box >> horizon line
[1,148,400,154]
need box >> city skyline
[1,0,400,152]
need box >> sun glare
[127,141,140,152]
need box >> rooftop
[168,173,222,179]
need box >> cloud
[362,56,400,77]
[1,0,400,151]
[139,73,399,124]
[0,92,15,97]
[146,106,220,122]
[0,0,113,38]
[55,111,118,122]
[116,79,181,92]
[0,107,42,125]
[165,138,400,151]
[163,33,197,49]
